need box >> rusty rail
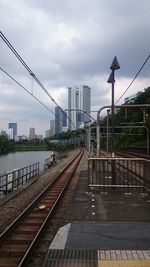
[0,149,84,267]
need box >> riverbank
[15,144,48,151]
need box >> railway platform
[42,149,150,267]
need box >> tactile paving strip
[42,249,97,266]
[42,249,150,267]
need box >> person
[51,152,56,165]
[50,156,53,166]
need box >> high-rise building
[29,128,35,140]
[8,123,17,140]
[55,107,67,135]
[45,129,51,138]
[50,120,55,136]
[45,120,55,138]
[68,85,91,130]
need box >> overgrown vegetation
[0,135,15,155]
[100,87,150,150]
[45,128,86,152]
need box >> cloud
[0,0,150,135]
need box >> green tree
[0,135,12,154]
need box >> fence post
[38,162,40,174]
[6,174,8,195]
[144,160,150,190]
[88,159,90,191]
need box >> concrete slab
[65,222,150,250]
[49,223,71,249]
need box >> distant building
[7,128,13,139]
[8,123,17,140]
[18,135,28,141]
[124,92,140,104]
[29,128,35,140]
[0,130,7,137]
[45,120,55,138]
[55,107,67,135]
[45,129,51,138]
[62,126,68,132]
[68,85,91,130]
[50,120,55,136]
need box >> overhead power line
[115,54,150,104]
[0,31,75,128]
[0,66,55,116]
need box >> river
[0,151,53,174]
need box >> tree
[102,87,150,150]
[0,135,12,154]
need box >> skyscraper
[50,120,55,136]
[55,107,67,135]
[29,128,35,140]
[8,123,17,140]
[68,85,91,130]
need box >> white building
[50,120,55,136]
[29,128,35,140]
[45,129,51,138]
[68,85,91,130]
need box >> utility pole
[107,56,120,185]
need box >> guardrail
[88,157,150,192]
[0,162,39,197]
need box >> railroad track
[0,149,84,267]
[116,150,150,160]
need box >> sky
[0,0,150,136]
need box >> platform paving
[43,149,150,266]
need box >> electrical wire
[115,54,150,104]
[0,66,55,116]
[0,31,75,128]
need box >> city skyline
[1,1,150,135]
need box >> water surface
[0,151,52,174]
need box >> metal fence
[88,157,150,192]
[0,162,39,197]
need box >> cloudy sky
[0,0,150,136]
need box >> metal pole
[108,56,120,186]
[97,124,100,156]
[96,105,111,157]
[111,70,115,158]
[145,125,149,155]
[107,109,110,155]
[111,71,116,185]
[88,127,91,154]
[107,111,109,155]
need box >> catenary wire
[0,31,75,128]
[0,66,55,116]
[115,54,150,104]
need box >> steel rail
[0,149,84,267]
[116,150,150,160]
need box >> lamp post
[107,109,110,155]
[107,56,120,185]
